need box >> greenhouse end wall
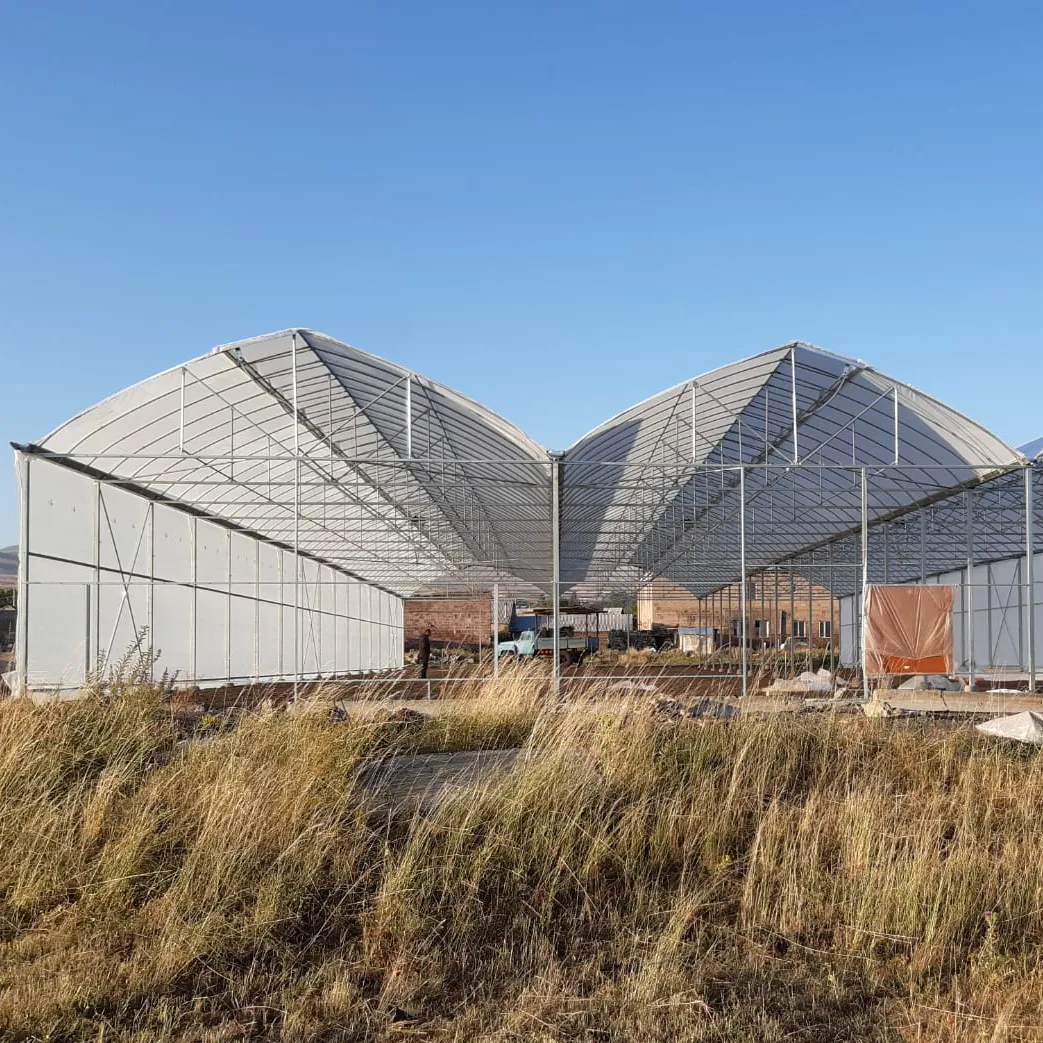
[14,454,403,690]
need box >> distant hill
[0,546,17,587]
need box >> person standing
[418,628,432,679]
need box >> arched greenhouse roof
[21,332,1025,600]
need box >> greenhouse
[10,328,1039,694]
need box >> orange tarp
[863,584,955,675]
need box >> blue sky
[2,1,1042,545]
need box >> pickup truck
[498,626,599,665]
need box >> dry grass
[3,677,1043,1041]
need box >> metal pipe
[1026,466,1036,693]
[15,452,30,694]
[93,478,101,673]
[492,581,500,678]
[892,386,900,464]
[690,382,698,462]
[966,488,975,687]
[920,508,927,583]
[190,516,197,682]
[179,367,186,454]
[16,448,1022,473]
[292,331,300,701]
[405,374,412,459]
[861,467,870,702]
[828,540,835,673]
[790,346,799,464]
[807,553,814,672]
[551,455,561,698]
[739,465,748,698]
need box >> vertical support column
[773,566,780,653]
[690,382,698,462]
[148,501,155,682]
[190,516,197,682]
[254,540,260,683]
[790,347,800,464]
[291,331,300,701]
[828,541,836,673]
[1025,466,1036,693]
[492,582,500,678]
[966,489,975,687]
[892,386,900,464]
[807,554,814,672]
[919,508,927,584]
[551,455,561,698]
[405,374,413,460]
[789,560,795,669]
[738,465,748,698]
[179,367,186,454]
[93,478,101,674]
[225,530,232,682]
[760,571,766,646]
[860,467,870,702]
[883,522,890,583]
[15,451,30,694]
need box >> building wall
[14,455,403,690]
[404,596,493,647]
[638,576,838,644]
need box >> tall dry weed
[1,678,1043,1040]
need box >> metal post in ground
[15,451,30,695]
[1025,466,1036,693]
[807,554,814,673]
[739,465,748,699]
[492,581,500,679]
[828,540,835,674]
[291,331,300,702]
[966,488,975,689]
[550,454,561,699]
[861,467,870,702]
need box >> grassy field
[3,676,1043,1041]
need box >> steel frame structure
[12,330,1039,694]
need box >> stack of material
[764,668,834,695]
[977,712,1043,745]
[896,674,963,692]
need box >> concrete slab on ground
[869,690,1043,715]
[356,749,522,809]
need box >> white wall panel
[19,456,403,689]
[153,506,193,583]
[27,457,95,564]
[229,595,256,682]
[152,582,193,680]
[281,604,296,675]
[98,485,152,577]
[230,533,255,599]
[257,601,282,679]
[24,556,91,687]
[348,617,361,671]
[839,596,856,667]
[195,521,228,593]
[195,588,229,682]
[320,611,337,675]
[98,575,150,668]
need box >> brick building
[404,596,494,649]
[638,576,838,647]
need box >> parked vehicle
[607,628,674,652]
[498,625,599,665]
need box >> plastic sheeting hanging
[863,584,955,674]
